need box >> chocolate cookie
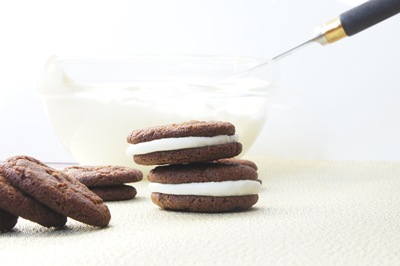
[151,194,259,213]
[90,185,137,201]
[0,208,18,231]
[126,121,242,165]
[147,161,261,213]
[214,158,261,184]
[0,171,67,228]
[1,156,111,227]
[215,158,258,170]
[63,165,143,187]
[148,162,258,184]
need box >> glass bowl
[38,54,278,168]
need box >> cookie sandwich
[126,121,242,165]
[148,161,261,212]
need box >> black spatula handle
[340,0,400,36]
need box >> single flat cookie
[89,185,137,201]
[134,143,242,166]
[63,165,143,187]
[214,158,262,184]
[0,171,67,228]
[126,121,242,165]
[215,158,258,170]
[151,193,259,213]
[1,156,111,227]
[147,162,261,213]
[148,162,258,184]
[0,208,18,231]
[127,121,236,143]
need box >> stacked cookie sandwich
[126,121,262,213]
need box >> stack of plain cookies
[0,156,143,231]
[126,120,262,213]
[63,165,142,202]
[0,156,112,231]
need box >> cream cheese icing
[148,180,262,197]
[126,134,239,156]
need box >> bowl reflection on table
[38,55,278,168]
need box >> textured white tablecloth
[1,158,400,266]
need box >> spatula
[273,0,400,60]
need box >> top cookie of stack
[126,120,242,165]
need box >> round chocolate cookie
[127,121,236,143]
[63,165,143,187]
[135,143,242,166]
[215,158,258,170]
[0,171,67,228]
[214,158,261,184]
[126,121,242,165]
[151,193,259,213]
[90,185,137,201]
[1,156,111,227]
[147,162,261,213]
[0,208,18,231]
[148,162,258,184]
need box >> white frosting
[148,180,262,197]
[126,134,239,156]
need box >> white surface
[1,0,400,162]
[1,158,400,265]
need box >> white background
[0,0,399,163]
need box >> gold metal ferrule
[321,17,348,44]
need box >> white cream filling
[148,180,262,197]
[126,134,239,156]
